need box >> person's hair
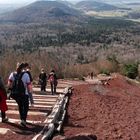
[51,69,55,73]
[24,62,29,67]
[16,63,25,74]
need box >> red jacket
[0,89,8,112]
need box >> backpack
[10,72,25,99]
[49,74,54,83]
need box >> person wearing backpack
[39,68,47,92]
[0,76,8,123]
[48,70,58,95]
[8,63,32,127]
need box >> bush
[123,63,138,79]
[100,69,110,75]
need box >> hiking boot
[2,117,9,123]
[20,120,26,127]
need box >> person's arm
[7,72,14,89]
[25,73,32,93]
[27,71,33,82]
[27,83,32,93]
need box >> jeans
[50,83,56,95]
[41,82,46,91]
[15,95,29,121]
[28,92,34,104]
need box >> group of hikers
[0,62,58,127]
[87,72,94,79]
[39,68,58,95]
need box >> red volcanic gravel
[62,74,140,140]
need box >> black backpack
[10,72,25,99]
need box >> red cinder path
[61,74,140,140]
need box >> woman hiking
[0,76,8,123]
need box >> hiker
[0,76,8,123]
[39,68,47,92]
[48,70,58,95]
[8,63,32,127]
[24,63,34,106]
[87,73,90,79]
[90,72,93,79]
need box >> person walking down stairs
[48,70,58,95]
[39,68,47,92]
[0,76,8,123]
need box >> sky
[0,0,36,4]
[0,0,140,4]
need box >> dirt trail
[62,74,140,140]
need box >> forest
[0,17,140,81]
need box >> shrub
[123,63,138,79]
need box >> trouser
[50,83,56,95]
[15,95,29,121]
[28,92,34,104]
[41,83,46,91]
[1,111,5,119]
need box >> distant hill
[75,0,118,11]
[126,12,140,19]
[126,3,140,5]
[97,0,140,4]
[0,1,82,23]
